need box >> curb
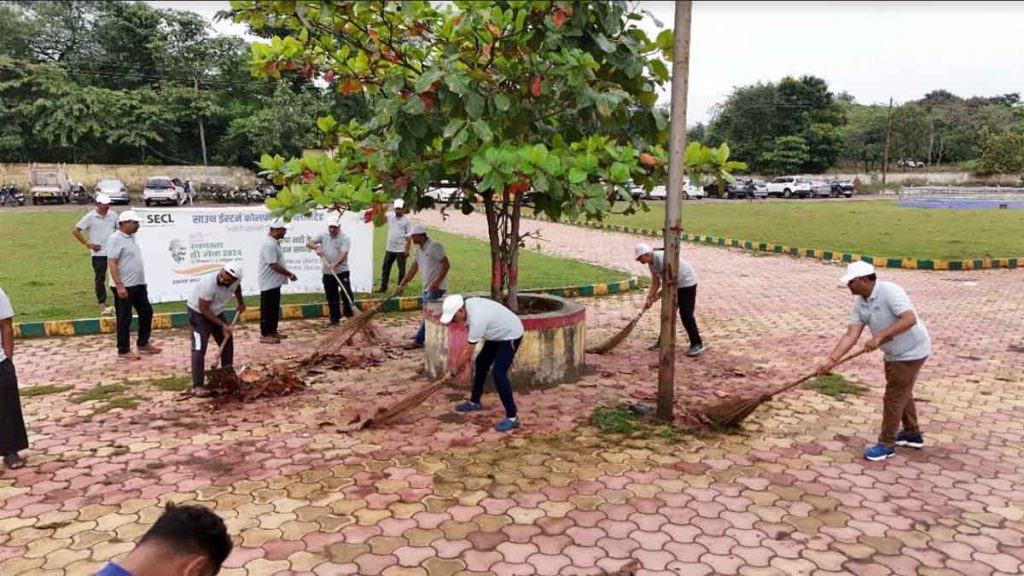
[13,278,638,339]
[572,221,1021,271]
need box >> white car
[808,179,832,198]
[94,179,130,205]
[142,176,184,206]
[424,184,461,203]
[646,183,704,200]
[766,176,812,199]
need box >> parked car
[827,179,855,198]
[424,183,461,203]
[723,179,766,199]
[645,182,703,200]
[750,179,769,198]
[766,176,812,199]
[142,176,184,206]
[897,159,925,168]
[808,179,832,198]
[29,163,71,205]
[94,179,130,204]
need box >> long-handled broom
[696,347,875,428]
[587,304,651,355]
[361,357,471,429]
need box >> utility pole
[657,0,692,423]
[882,97,894,185]
[194,75,208,166]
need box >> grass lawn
[0,209,625,322]
[599,200,1024,260]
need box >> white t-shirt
[258,235,287,291]
[106,231,146,287]
[465,297,524,343]
[648,250,697,288]
[0,288,13,363]
[850,280,931,362]
[75,209,119,257]
[315,232,351,273]
[415,238,449,291]
[187,273,239,316]
[386,212,411,252]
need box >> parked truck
[29,163,71,205]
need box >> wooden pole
[656,0,692,423]
[882,97,893,185]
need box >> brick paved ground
[2,212,1022,576]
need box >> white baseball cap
[407,223,428,237]
[440,294,465,324]
[270,218,288,230]
[393,199,405,209]
[839,261,875,286]
[634,243,654,261]
[223,262,243,279]
[327,213,342,227]
[95,193,111,205]
[118,210,140,223]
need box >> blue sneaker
[863,443,896,461]
[494,418,520,433]
[454,401,482,413]
[895,429,924,449]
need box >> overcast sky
[148,1,1024,123]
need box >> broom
[361,357,471,429]
[587,304,651,355]
[697,347,874,428]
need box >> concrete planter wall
[423,294,586,390]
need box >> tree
[684,142,747,198]
[759,135,810,175]
[231,0,673,311]
[975,127,1024,176]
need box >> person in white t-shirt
[440,295,524,433]
[186,263,246,397]
[71,193,118,315]
[379,199,411,293]
[0,287,28,471]
[634,243,704,356]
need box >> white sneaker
[101,306,114,315]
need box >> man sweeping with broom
[187,263,246,398]
[634,243,705,356]
[818,261,931,462]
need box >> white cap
[634,243,654,261]
[95,193,111,205]
[327,213,342,227]
[407,223,428,237]
[393,199,405,209]
[223,262,243,279]
[440,294,465,324]
[269,218,288,230]
[118,210,140,223]
[839,261,875,286]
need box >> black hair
[864,273,877,282]
[140,504,233,572]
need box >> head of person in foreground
[113,504,233,576]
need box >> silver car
[94,179,130,205]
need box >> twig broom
[361,358,471,429]
[587,306,650,355]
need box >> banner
[134,207,373,304]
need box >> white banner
[134,207,373,304]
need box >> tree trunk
[483,193,501,301]
[507,190,523,313]
[194,75,208,166]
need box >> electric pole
[882,97,894,185]
[657,0,692,423]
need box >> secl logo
[146,213,174,225]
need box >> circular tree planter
[423,293,586,390]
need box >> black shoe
[686,343,706,357]
[648,341,661,351]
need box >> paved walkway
[2,212,1023,576]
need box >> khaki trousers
[879,357,927,446]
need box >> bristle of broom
[699,395,765,428]
[363,377,447,428]
[586,317,639,355]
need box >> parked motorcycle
[0,183,26,207]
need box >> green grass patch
[96,396,140,412]
[0,210,625,322]
[591,405,686,442]
[20,384,72,397]
[805,373,868,400]
[150,375,191,392]
[71,383,128,404]
[597,200,1024,260]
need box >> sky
[147,1,1024,124]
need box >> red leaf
[360,146,375,155]
[368,29,379,42]
[639,153,660,167]
[340,78,363,94]
[487,22,501,36]
[301,64,314,80]
[531,76,543,97]
[553,9,567,28]
[420,93,437,109]
[302,170,315,183]
[284,60,296,71]
[324,70,335,84]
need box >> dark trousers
[113,285,153,354]
[260,287,282,336]
[470,338,523,419]
[879,357,927,447]
[189,310,233,389]
[414,289,446,345]
[0,359,29,455]
[323,272,354,323]
[380,251,407,291]
[678,285,702,347]
[92,256,108,305]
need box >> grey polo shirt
[75,209,119,257]
[850,280,931,362]
[649,250,697,288]
[386,212,411,253]
[0,288,13,363]
[106,231,146,287]
[187,273,239,316]
[315,231,351,274]
[465,297,524,343]
[415,238,449,291]
[258,235,287,291]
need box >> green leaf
[403,94,426,115]
[649,59,669,82]
[541,154,563,176]
[472,120,493,143]
[451,125,470,149]
[444,73,470,95]
[352,188,373,204]
[609,162,631,183]
[568,167,587,184]
[316,115,337,134]
[277,187,295,206]
[464,91,485,119]
[521,143,548,166]
[471,154,492,176]
[443,119,464,138]
[265,197,281,212]
[718,142,730,163]
[494,93,511,112]
[414,68,443,93]
[594,34,616,53]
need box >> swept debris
[206,362,305,403]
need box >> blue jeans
[414,289,446,345]
[471,338,523,418]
